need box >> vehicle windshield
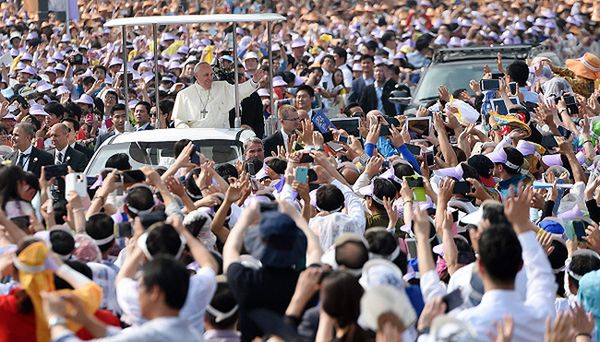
[86,139,243,175]
[413,61,503,104]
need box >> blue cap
[539,219,564,235]
[244,212,307,268]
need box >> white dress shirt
[54,316,202,342]
[117,267,217,336]
[280,128,290,152]
[455,231,556,342]
[55,146,68,164]
[339,64,353,88]
[17,145,33,171]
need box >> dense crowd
[0,0,599,341]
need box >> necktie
[18,153,28,168]
[56,152,63,164]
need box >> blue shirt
[498,174,525,202]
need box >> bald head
[50,123,69,150]
[194,62,213,90]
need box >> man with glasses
[62,117,94,160]
[263,105,300,157]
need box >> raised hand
[544,312,575,342]
[383,196,400,229]
[504,184,535,233]
[366,123,381,145]
[438,85,450,103]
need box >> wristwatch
[48,316,67,328]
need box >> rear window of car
[86,140,243,175]
[414,61,495,103]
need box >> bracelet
[575,332,592,339]
[583,140,593,145]
[48,316,67,328]
[559,109,568,114]
[404,200,413,205]
[93,194,106,203]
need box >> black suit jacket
[229,92,265,138]
[8,146,54,178]
[49,146,89,172]
[263,131,284,158]
[358,80,397,116]
[135,124,154,131]
[74,142,94,160]
[95,131,115,151]
[347,77,367,104]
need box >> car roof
[107,128,255,144]
[432,45,532,64]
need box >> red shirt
[76,310,121,340]
[0,289,36,342]
[0,289,121,342]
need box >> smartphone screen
[406,118,431,141]
[10,215,30,230]
[573,221,587,240]
[245,163,256,176]
[338,135,348,144]
[508,82,517,95]
[300,153,314,163]
[122,170,146,183]
[424,152,433,166]
[480,79,500,91]
[562,95,579,115]
[405,144,421,155]
[308,169,318,183]
[452,181,472,195]
[259,202,278,212]
[379,124,390,136]
[44,164,68,180]
[405,176,424,188]
[442,288,464,312]
[326,141,344,153]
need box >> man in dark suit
[228,65,265,138]
[62,117,94,160]
[347,54,375,103]
[133,101,155,131]
[263,104,301,157]
[359,63,397,116]
[96,103,128,150]
[48,123,88,172]
[8,122,54,178]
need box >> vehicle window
[413,60,527,104]
[86,140,243,175]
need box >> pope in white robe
[172,62,264,128]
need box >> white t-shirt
[116,266,217,335]
[88,261,120,315]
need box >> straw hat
[565,52,600,80]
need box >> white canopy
[103,13,284,132]
[104,13,285,27]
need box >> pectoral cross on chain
[200,109,208,119]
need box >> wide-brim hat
[243,212,307,268]
[565,52,600,80]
